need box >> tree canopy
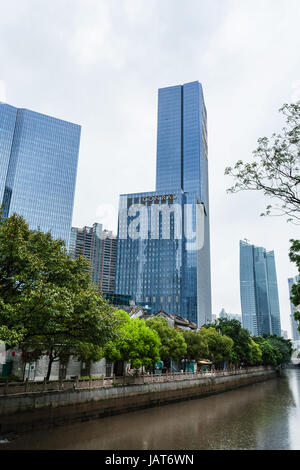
[225,102,300,224]
[181,330,209,362]
[211,318,252,365]
[105,311,161,370]
[289,239,300,314]
[146,317,187,365]
[0,214,118,379]
[199,327,233,364]
[248,338,262,365]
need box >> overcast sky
[0,0,299,336]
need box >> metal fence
[0,366,272,397]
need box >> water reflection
[2,369,300,450]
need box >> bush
[0,374,22,382]
[79,376,103,381]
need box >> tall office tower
[69,223,117,294]
[288,276,300,347]
[219,308,242,324]
[0,103,81,247]
[115,81,212,326]
[281,330,288,340]
[240,240,281,336]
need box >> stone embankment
[0,366,277,434]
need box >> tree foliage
[289,239,300,318]
[146,317,187,364]
[199,327,233,364]
[253,334,293,365]
[263,335,293,364]
[248,338,262,365]
[0,214,118,379]
[181,330,209,361]
[212,318,252,365]
[256,339,279,366]
[225,103,300,334]
[225,102,300,223]
[105,311,161,369]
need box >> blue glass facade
[115,81,212,326]
[240,240,281,336]
[0,103,81,247]
[116,190,184,315]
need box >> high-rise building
[281,330,288,340]
[69,223,117,294]
[219,308,242,324]
[0,103,81,247]
[240,240,281,336]
[115,81,212,326]
[288,276,300,347]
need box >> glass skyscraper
[115,81,212,326]
[288,276,300,347]
[219,308,242,324]
[0,103,81,247]
[240,240,281,336]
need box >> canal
[1,369,300,450]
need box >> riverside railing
[0,366,273,397]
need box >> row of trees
[0,214,295,379]
[103,313,293,374]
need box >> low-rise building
[0,348,112,382]
[130,308,198,331]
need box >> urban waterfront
[2,369,300,450]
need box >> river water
[2,369,300,450]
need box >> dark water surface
[2,369,300,450]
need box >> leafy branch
[225,102,300,223]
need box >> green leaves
[249,338,262,365]
[209,318,255,365]
[0,214,117,376]
[199,327,233,364]
[289,239,300,332]
[104,311,161,369]
[146,317,187,362]
[181,330,209,361]
[225,102,300,224]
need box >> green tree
[181,330,209,362]
[0,214,118,379]
[289,240,300,320]
[225,102,300,223]
[248,338,262,365]
[146,317,187,368]
[253,338,281,366]
[213,318,253,365]
[200,327,233,365]
[105,311,161,371]
[77,342,104,377]
[262,334,293,364]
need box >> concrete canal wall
[0,367,277,434]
